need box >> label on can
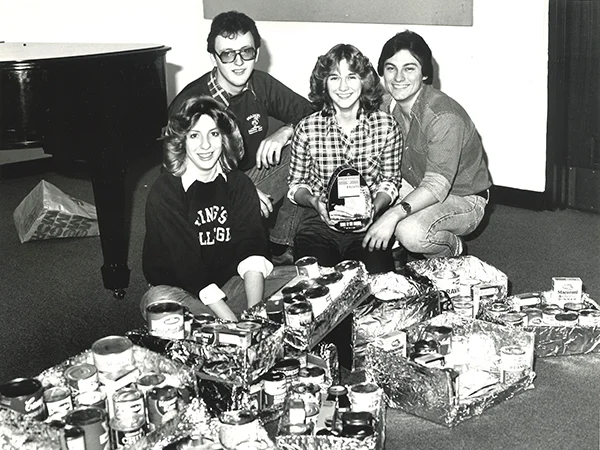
[500,345,528,384]
[65,407,110,450]
[147,386,179,427]
[433,270,460,299]
[65,364,100,394]
[76,390,106,410]
[91,336,134,374]
[263,371,287,408]
[112,388,146,428]
[298,366,326,386]
[110,418,146,449]
[44,386,73,418]
[0,377,47,420]
[285,301,313,328]
[147,301,185,340]
[295,256,321,278]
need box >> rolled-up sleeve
[237,255,273,279]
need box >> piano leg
[89,154,131,298]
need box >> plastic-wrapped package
[352,272,442,371]
[364,313,536,427]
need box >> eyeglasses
[215,47,257,64]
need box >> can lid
[146,300,183,314]
[341,411,374,426]
[316,271,343,285]
[304,285,330,299]
[64,364,97,382]
[327,385,348,396]
[350,382,379,394]
[218,409,256,425]
[263,370,285,382]
[0,378,42,398]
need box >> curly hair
[163,96,244,177]
[309,44,383,115]
[207,11,262,54]
[377,30,434,85]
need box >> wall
[1,0,549,191]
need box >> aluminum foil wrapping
[126,329,204,368]
[275,389,386,450]
[500,292,600,357]
[352,272,441,371]
[309,341,340,386]
[364,312,536,427]
[124,398,276,450]
[0,407,61,450]
[244,267,371,352]
[407,255,509,299]
[197,320,285,387]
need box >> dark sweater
[142,171,269,296]
[168,70,315,171]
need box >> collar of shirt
[208,68,255,108]
[181,161,227,192]
[324,108,371,136]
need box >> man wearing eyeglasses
[168,11,315,265]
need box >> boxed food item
[243,261,371,352]
[13,179,99,243]
[480,291,600,357]
[364,312,536,427]
[352,271,442,371]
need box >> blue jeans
[395,184,487,258]
[140,266,298,319]
[244,149,300,247]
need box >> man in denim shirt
[363,31,491,258]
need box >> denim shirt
[382,85,491,201]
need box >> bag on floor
[13,179,99,243]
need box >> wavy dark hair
[377,30,434,85]
[163,96,244,177]
[309,44,383,116]
[207,11,262,54]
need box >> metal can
[334,260,363,281]
[564,302,586,313]
[432,270,460,299]
[555,312,579,326]
[282,279,316,297]
[262,371,287,408]
[91,336,134,375]
[64,407,110,450]
[49,420,86,450]
[146,385,179,427]
[44,386,73,418]
[327,385,351,432]
[523,307,543,326]
[112,387,146,428]
[298,366,326,386]
[110,417,146,448]
[146,300,185,340]
[542,304,563,325]
[303,285,331,318]
[285,300,313,328]
[136,372,167,397]
[501,312,525,327]
[218,410,259,450]
[295,256,321,278]
[424,325,453,355]
[236,321,263,341]
[0,377,46,420]
[486,302,512,321]
[76,390,106,410]
[499,345,528,384]
[316,271,344,299]
[273,358,301,386]
[280,423,312,436]
[579,309,600,326]
[452,297,475,318]
[64,363,100,394]
[305,402,319,428]
[349,382,381,414]
[265,296,285,324]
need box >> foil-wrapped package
[352,272,442,371]
[494,291,600,357]
[275,386,386,450]
[0,407,61,450]
[408,255,509,303]
[244,265,371,352]
[364,312,536,427]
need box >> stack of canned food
[0,336,189,450]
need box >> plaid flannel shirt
[288,109,402,203]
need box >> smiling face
[382,49,427,110]
[210,31,258,95]
[185,114,223,179]
[327,59,362,115]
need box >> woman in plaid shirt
[288,44,402,274]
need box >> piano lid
[0,42,168,63]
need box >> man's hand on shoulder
[256,125,294,169]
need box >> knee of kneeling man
[140,285,187,319]
[395,227,426,254]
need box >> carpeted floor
[1,155,599,449]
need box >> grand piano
[0,43,171,297]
